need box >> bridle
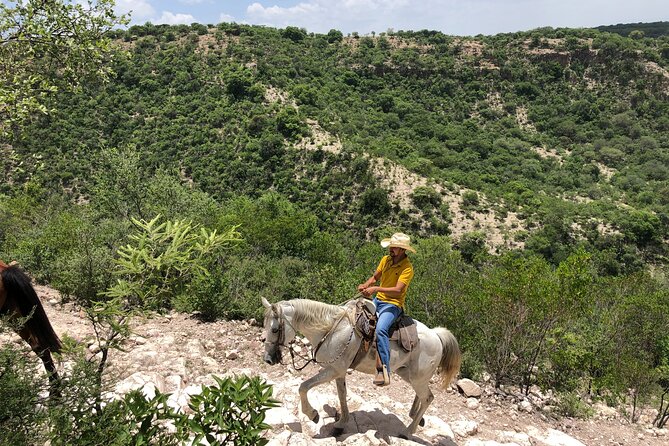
[265,303,356,371]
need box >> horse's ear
[261,297,271,309]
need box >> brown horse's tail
[1,265,62,354]
[434,327,461,387]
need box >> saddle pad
[390,315,419,352]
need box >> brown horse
[0,260,62,392]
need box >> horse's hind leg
[408,395,420,418]
[405,384,433,436]
[332,377,349,435]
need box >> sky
[113,0,668,37]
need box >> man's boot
[373,353,390,386]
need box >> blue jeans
[373,298,402,373]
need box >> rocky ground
[3,285,668,446]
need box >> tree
[0,0,126,137]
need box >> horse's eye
[271,328,279,334]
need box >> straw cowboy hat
[380,232,416,253]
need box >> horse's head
[261,297,296,365]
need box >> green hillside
[596,21,669,38]
[6,23,669,270]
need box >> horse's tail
[434,327,461,387]
[1,265,62,354]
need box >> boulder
[457,379,483,398]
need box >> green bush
[556,391,594,419]
[176,375,279,446]
[0,344,48,446]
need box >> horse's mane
[279,299,347,332]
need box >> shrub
[0,344,48,446]
[176,375,279,446]
[556,391,594,419]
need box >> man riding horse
[357,232,415,387]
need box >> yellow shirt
[375,255,414,308]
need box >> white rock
[467,398,480,410]
[422,415,455,439]
[498,430,532,446]
[519,400,533,413]
[341,431,384,445]
[266,431,291,446]
[265,406,301,427]
[452,420,479,437]
[465,440,521,446]
[526,426,586,446]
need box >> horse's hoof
[332,427,343,437]
[419,417,425,427]
[311,412,320,423]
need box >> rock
[265,405,301,428]
[519,400,533,413]
[163,374,183,393]
[498,430,532,446]
[457,379,482,398]
[593,402,617,419]
[467,398,480,410]
[452,420,479,437]
[266,431,292,446]
[526,426,586,446]
[226,349,240,360]
[423,415,455,440]
[341,431,384,445]
[114,371,165,398]
[465,440,521,446]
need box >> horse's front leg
[299,366,342,423]
[333,377,349,435]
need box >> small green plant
[556,391,594,419]
[176,375,279,446]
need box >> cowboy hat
[380,232,416,253]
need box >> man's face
[389,246,405,258]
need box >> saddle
[348,298,420,369]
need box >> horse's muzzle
[264,348,281,365]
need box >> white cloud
[155,11,197,25]
[115,0,155,22]
[219,13,237,23]
[243,0,667,36]
[245,0,424,34]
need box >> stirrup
[373,365,390,386]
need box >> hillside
[3,23,669,269]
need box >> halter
[266,303,355,371]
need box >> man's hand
[361,286,378,298]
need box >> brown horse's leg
[19,328,62,398]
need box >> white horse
[261,297,461,438]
